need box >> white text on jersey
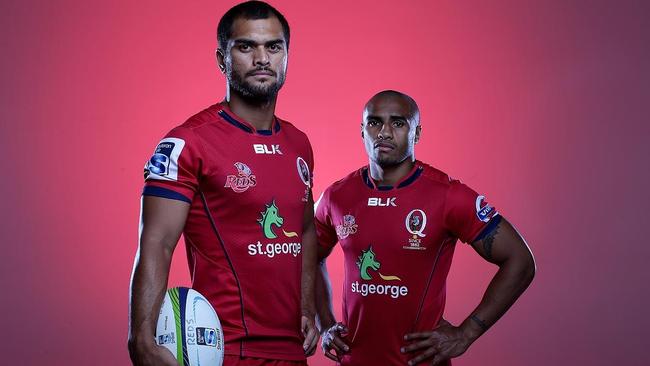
[368,197,397,207]
[253,144,282,155]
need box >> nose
[377,123,393,140]
[253,46,270,66]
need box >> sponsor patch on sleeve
[475,195,498,223]
[144,137,186,181]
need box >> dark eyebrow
[265,39,285,47]
[233,39,285,47]
[365,114,407,121]
[233,39,257,47]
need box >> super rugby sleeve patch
[444,181,499,243]
[143,128,201,203]
[144,137,186,182]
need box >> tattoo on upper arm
[482,227,498,261]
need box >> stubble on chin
[229,70,285,102]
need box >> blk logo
[367,197,397,207]
[253,144,282,155]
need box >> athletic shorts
[223,355,308,366]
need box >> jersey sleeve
[314,188,338,249]
[444,181,499,244]
[142,126,202,203]
[306,138,315,189]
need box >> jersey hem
[224,348,306,361]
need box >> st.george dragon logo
[351,245,408,299]
[257,200,298,239]
[247,200,302,258]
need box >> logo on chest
[403,209,428,251]
[224,162,257,193]
[253,144,282,155]
[335,214,358,240]
[247,200,302,259]
[367,197,397,207]
[351,245,408,299]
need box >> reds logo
[336,214,359,240]
[224,162,257,193]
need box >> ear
[216,49,226,74]
[361,123,365,139]
[414,125,421,144]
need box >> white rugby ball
[156,287,224,366]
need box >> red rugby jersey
[315,162,498,366]
[143,102,314,361]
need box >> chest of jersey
[328,180,455,302]
[185,122,311,266]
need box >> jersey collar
[216,103,281,136]
[362,162,423,191]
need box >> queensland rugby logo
[297,157,311,202]
[406,209,427,238]
[224,162,257,193]
[475,195,497,223]
[403,209,427,250]
[296,157,310,186]
[336,214,358,240]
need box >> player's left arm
[403,216,536,365]
[300,190,319,356]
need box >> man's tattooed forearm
[470,314,489,332]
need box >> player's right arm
[316,245,350,362]
[128,196,190,366]
[314,190,350,362]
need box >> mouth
[247,69,275,77]
[374,142,395,152]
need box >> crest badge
[404,209,427,250]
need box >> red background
[1,0,648,365]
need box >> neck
[369,157,415,187]
[225,88,277,130]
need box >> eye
[268,43,283,53]
[238,44,251,52]
[367,119,379,126]
[392,120,406,128]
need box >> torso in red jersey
[315,162,498,366]
[143,103,313,361]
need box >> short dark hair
[365,90,421,124]
[217,1,290,51]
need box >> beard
[227,66,285,102]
